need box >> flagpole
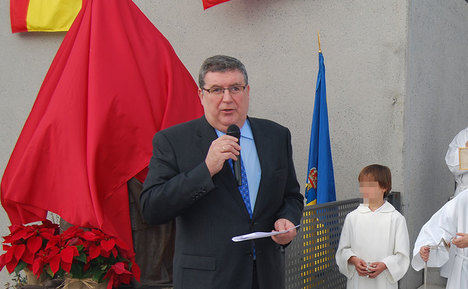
[317,31,322,53]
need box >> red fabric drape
[202,0,232,10]
[1,0,203,248]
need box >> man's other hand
[271,218,297,245]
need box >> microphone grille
[227,124,240,139]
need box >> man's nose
[221,89,234,101]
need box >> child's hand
[368,262,387,278]
[452,233,468,248]
[419,246,430,262]
[348,256,368,276]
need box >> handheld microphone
[227,124,242,186]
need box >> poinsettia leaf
[13,244,26,261]
[32,258,43,276]
[88,246,101,261]
[81,231,99,241]
[112,262,130,275]
[0,254,5,271]
[22,250,34,264]
[6,258,19,273]
[45,237,60,250]
[111,248,118,258]
[27,236,43,254]
[10,230,26,242]
[5,248,14,263]
[8,224,22,234]
[101,250,110,258]
[49,255,61,274]
[101,239,115,252]
[106,275,114,289]
[60,246,78,263]
[62,261,72,273]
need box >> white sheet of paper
[232,225,300,242]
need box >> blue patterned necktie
[230,159,252,218]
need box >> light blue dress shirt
[215,119,261,210]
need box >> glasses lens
[229,86,244,94]
[210,87,223,94]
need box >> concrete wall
[402,0,468,287]
[0,0,466,287]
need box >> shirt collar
[356,201,395,213]
[215,119,254,140]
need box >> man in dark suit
[140,55,304,289]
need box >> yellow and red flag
[10,0,82,33]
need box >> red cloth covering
[1,0,203,248]
[202,0,232,10]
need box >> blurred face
[198,70,250,132]
[359,175,385,201]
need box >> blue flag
[305,52,336,205]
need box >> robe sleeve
[382,213,410,283]
[335,214,357,279]
[411,197,458,271]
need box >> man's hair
[358,164,392,198]
[198,55,248,89]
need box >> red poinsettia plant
[0,221,140,289]
[0,220,59,276]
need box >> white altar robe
[336,201,410,289]
[412,189,468,289]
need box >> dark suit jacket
[140,116,304,289]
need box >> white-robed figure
[437,127,468,280]
[412,189,468,289]
[445,127,468,196]
[336,164,410,289]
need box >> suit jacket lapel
[196,116,251,219]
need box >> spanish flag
[10,0,82,33]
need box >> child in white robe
[412,188,468,289]
[336,164,410,289]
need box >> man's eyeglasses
[202,85,247,96]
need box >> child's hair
[358,164,392,198]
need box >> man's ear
[198,88,204,103]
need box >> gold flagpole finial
[317,31,322,53]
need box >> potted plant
[0,220,60,285]
[1,221,140,289]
